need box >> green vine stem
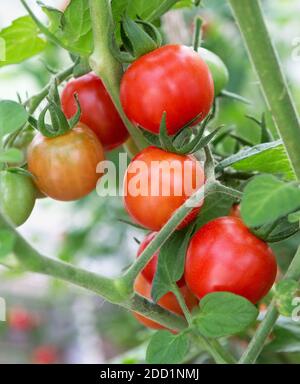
[146,0,181,22]
[88,0,148,150]
[228,0,300,180]
[26,64,75,114]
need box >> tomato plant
[124,147,205,231]
[0,0,299,367]
[120,45,214,135]
[185,217,277,304]
[62,73,129,150]
[0,170,36,227]
[28,124,104,201]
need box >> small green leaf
[216,141,295,181]
[41,0,93,55]
[0,101,29,138]
[275,279,299,317]
[151,226,194,302]
[0,16,46,67]
[195,191,235,229]
[195,292,258,338]
[0,230,16,258]
[146,330,189,364]
[0,148,23,164]
[241,175,300,227]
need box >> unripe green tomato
[0,171,36,227]
[197,47,229,96]
[9,129,35,166]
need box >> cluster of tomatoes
[1,44,277,332]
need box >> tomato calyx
[141,111,221,156]
[111,16,162,63]
[29,79,82,138]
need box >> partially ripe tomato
[137,232,184,286]
[133,273,198,331]
[62,73,129,150]
[32,346,58,364]
[197,47,229,96]
[0,171,36,227]
[124,147,205,231]
[28,124,104,201]
[184,217,277,304]
[120,45,214,135]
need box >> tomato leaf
[195,190,235,229]
[0,148,23,164]
[0,16,46,67]
[0,230,16,259]
[41,0,93,55]
[146,330,189,364]
[194,292,258,338]
[0,101,29,138]
[151,225,194,302]
[241,175,300,227]
[216,140,295,181]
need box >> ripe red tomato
[230,203,241,218]
[184,217,277,304]
[8,307,35,332]
[61,73,129,150]
[32,346,58,364]
[137,232,185,286]
[133,273,198,331]
[28,124,104,201]
[124,147,205,231]
[120,45,214,135]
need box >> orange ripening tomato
[28,124,104,201]
[133,273,198,332]
[124,147,205,231]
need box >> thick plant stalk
[229,0,300,180]
[88,0,148,150]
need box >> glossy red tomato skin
[28,124,104,201]
[133,274,198,331]
[62,73,129,150]
[120,45,214,135]
[185,217,277,304]
[124,147,205,231]
[137,232,185,286]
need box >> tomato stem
[145,0,182,22]
[171,284,193,326]
[88,0,148,150]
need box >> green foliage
[146,330,189,364]
[0,101,28,138]
[194,292,258,338]
[241,174,300,227]
[0,16,46,67]
[151,226,194,302]
[275,279,299,317]
[217,141,295,181]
